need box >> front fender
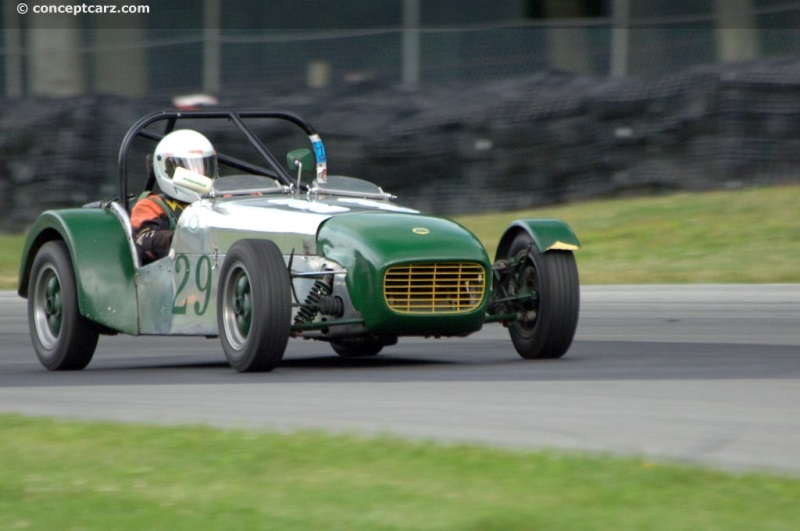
[18,206,138,334]
[495,219,580,261]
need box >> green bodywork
[18,207,138,335]
[317,212,492,337]
[495,219,581,260]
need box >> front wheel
[27,240,99,370]
[499,232,579,359]
[217,239,292,372]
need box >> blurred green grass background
[2,414,799,531]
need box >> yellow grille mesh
[384,262,486,314]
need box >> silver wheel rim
[32,264,62,351]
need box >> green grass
[5,185,799,289]
[0,232,24,290]
[1,414,798,531]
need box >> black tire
[217,239,291,372]
[27,240,99,370]
[501,231,579,359]
[330,338,384,358]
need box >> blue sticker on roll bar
[310,134,328,183]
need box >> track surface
[2,285,799,474]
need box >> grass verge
[0,232,24,290]
[2,414,799,531]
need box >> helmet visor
[165,155,218,179]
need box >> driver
[131,129,217,264]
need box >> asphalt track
[1,285,799,475]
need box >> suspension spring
[294,276,333,325]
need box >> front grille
[384,262,486,314]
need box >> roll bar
[117,110,327,211]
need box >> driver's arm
[131,198,174,263]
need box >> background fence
[4,1,800,97]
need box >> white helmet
[153,129,218,203]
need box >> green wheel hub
[33,267,64,349]
[233,273,252,338]
[45,274,63,336]
[514,253,540,329]
[222,263,256,351]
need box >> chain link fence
[3,1,800,97]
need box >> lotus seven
[18,110,580,372]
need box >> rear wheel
[28,240,99,370]
[500,232,579,359]
[218,239,291,372]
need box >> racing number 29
[172,254,213,316]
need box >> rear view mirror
[286,148,314,175]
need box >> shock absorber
[294,276,333,325]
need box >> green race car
[18,110,580,372]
